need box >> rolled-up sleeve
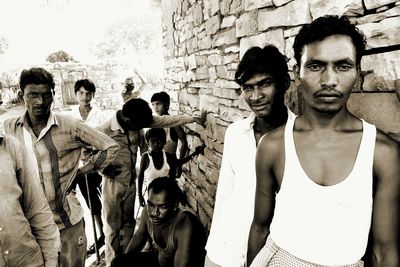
[151,115,194,128]
[76,121,120,172]
[13,137,61,267]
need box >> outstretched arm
[133,69,146,96]
[247,133,280,266]
[368,132,400,267]
[177,145,205,166]
[151,111,207,128]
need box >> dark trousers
[111,251,160,267]
[77,172,103,215]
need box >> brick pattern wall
[161,0,400,230]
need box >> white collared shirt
[206,113,258,267]
[206,109,295,267]
[69,104,114,128]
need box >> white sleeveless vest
[144,151,170,187]
[269,118,376,266]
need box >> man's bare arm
[247,131,281,266]
[369,131,400,267]
[174,214,205,267]
[125,208,150,254]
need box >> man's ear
[293,64,301,87]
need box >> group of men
[206,15,399,267]
[1,14,399,267]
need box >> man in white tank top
[248,15,400,267]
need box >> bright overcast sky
[0,0,160,70]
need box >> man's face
[296,34,359,114]
[151,101,167,116]
[23,84,53,121]
[120,113,139,131]
[147,189,176,225]
[76,87,94,106]
[241,73,281,118]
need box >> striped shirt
[3,111,119,230]
[0,134,60,267]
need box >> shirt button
[4,250,9,255]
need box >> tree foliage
[46,50,76,63]
[90,13,162,62]
[0,36,8,54]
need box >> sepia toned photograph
[0,0,399,266]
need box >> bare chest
[293,131,363,186]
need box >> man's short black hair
[19,67,55,92]
[293,15,366,67]
[74,79,96,94]
[122,98,154,129]
[235,44,289,92]
[151,91,170,107]
[145,128,167,144]
[148,177,184,204]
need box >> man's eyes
[337,65,353,71]
[241,85,253,92]
[306,64,322,71]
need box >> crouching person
[111,177,206,267]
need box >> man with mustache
[204,45,293,267]
[110,177,206,267]
[2,67,120,267]
[248,15,400,266]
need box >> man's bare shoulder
[375,130,400,159]
[175,211,205,237]
[374,129,400,181]
[258,124,286,152]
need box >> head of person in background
[74,79,96,108]
[145,127,166,154]
[118,98,154,131]
[151,91,170,116]
[235,45,291,124]
[292,15,366,114]
[122,77,136,102]
[20,67,55,122]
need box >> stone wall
[160,0,400,230]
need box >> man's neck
[254,109,287,135]
[79,103,92,113]
[79,104,92,120]
[27,114,49,137]
[300,106,357,130]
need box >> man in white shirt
[248,15,400,267]
[205,45,292,267]
[68,79,114,254]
